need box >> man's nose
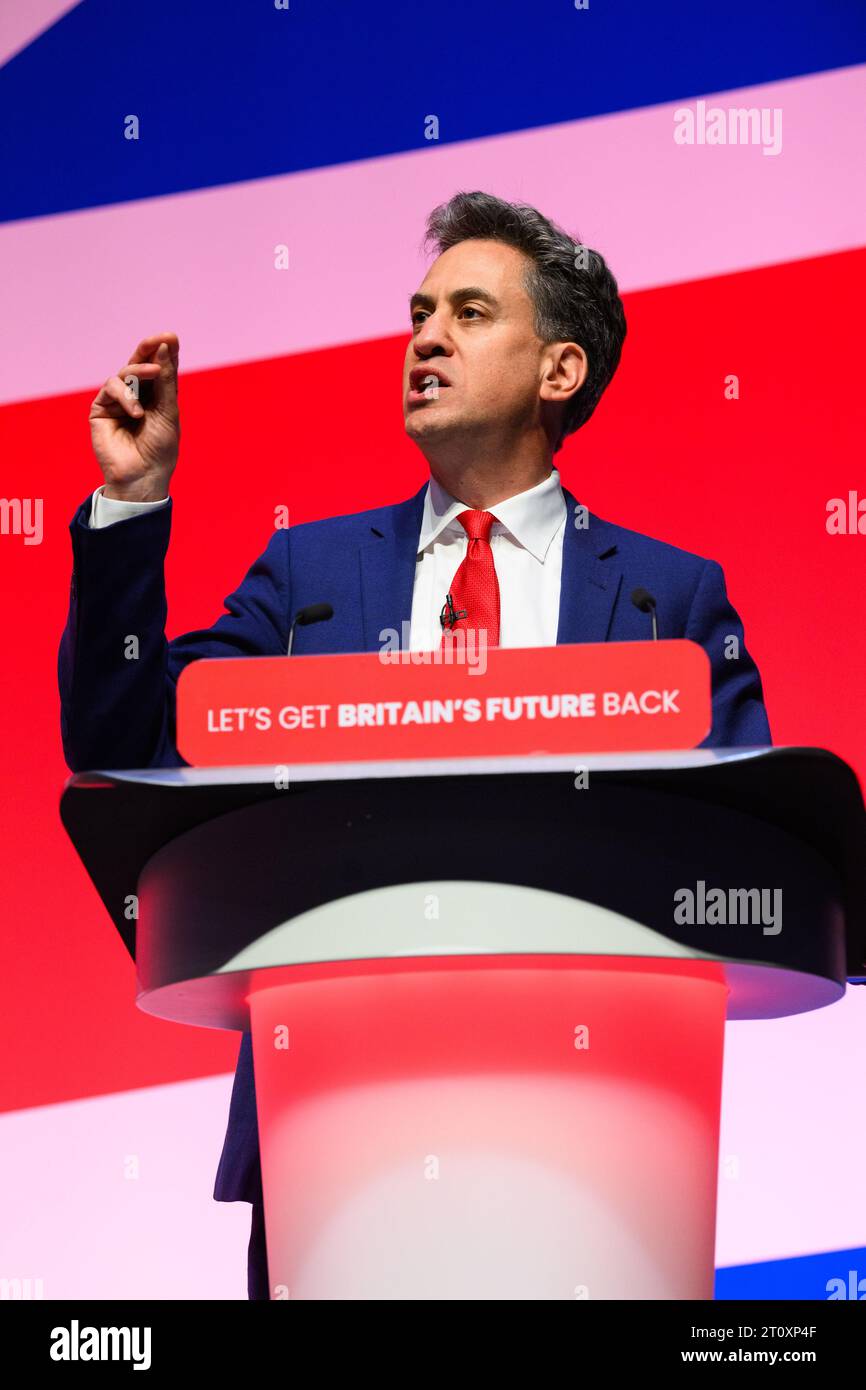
[412,315,451,355]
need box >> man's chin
[404,406,463,441]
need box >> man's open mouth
[408,372,452,400]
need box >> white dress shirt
[88,468,568,649]
[410,469,565,649]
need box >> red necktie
[440,509,501,648]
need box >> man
[58,190,771,1299]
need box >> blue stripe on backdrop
[1,0,865,223]
[716,1246,866,1300]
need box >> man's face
[402,239,551,451]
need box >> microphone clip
[439,593,467,631]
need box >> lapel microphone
[440,593,468,631]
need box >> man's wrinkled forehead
[409,241,532,319]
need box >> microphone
[631,587,658,641]
[439,593,468,631]
[287,602,334,656]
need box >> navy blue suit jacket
[58,481,771,1204]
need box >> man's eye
[411,306,482,328]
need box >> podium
[61,746,866,1300]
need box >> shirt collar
[419,467,566,563]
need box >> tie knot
[458,509,496,542]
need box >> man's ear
[539,341,587,406]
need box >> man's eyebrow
[409,286,501,314]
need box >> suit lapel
[359,483,427,651]
[556,487,623,645]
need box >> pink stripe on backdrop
[0,1073,249,1300]
[1,65,864,407]
[0,992,863,1295]
[717,986,866,1267]
[0,0,81,69]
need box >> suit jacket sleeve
[685,557,771,749]
[58,494,291,772]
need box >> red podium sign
[176,639,711,766]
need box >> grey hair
[423,190,627,449]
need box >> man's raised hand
[89,333,181,501]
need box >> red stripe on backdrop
[0,245,863,1111]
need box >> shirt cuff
[89,484,170,528]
